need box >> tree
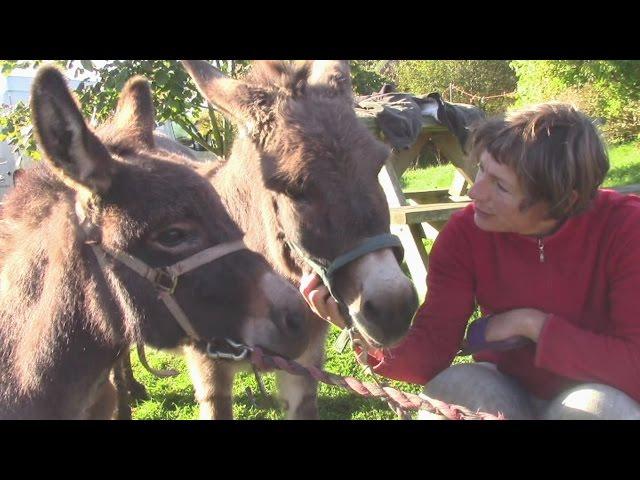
[1,60,402,162]
[1,61,70,162]
[349,60,395,95]
[0,60,250,161]
[511,60,640,144]
[394,60,518,114]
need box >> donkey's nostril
[270,304,307,338]
[283,311,305,336]
[363,299,381,320]
[357,288,416,347]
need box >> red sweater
[370,189,640,401]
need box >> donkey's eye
[285,178,310,202]
[284,185,305,201]
[156,228,189,247]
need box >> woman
[301,102,640,419]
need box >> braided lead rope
[361,364,412,420]
[350,333,412,419]
[249,347,504,420]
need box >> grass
[130,140,639,420]
[131,328,477,420]
[603,141,640,187]
[401,140,640,192]
[130,329,428,420]
[401,163,456,192]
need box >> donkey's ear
[181,60,265,127]
[111,76,156,148]
[31,65,114,195]
[307,61,353,100]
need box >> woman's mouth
[474,205,493,218]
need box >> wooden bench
[404,188,452,204]
[390,201,471,225]
[391,183,640,232]
[391,183,640,227]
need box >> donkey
[181,60,419,419]
[0,66,310,419]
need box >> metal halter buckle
[206,338,251,361]
[153,269,178,294]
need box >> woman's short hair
[468,102,609,219]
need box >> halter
[75,200,249,361]
[287,232,404,327]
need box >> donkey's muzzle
[356,283,418,347]
[269,303,311,358]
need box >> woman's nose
[469,169,492,200]
[469,180,483,200]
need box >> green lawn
[131,327,477,420]
[130,140,639,420]
[131,329,430,420]
[401,140,640,192]
[603,141,640,187]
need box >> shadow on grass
[132,384,419,420]
[137,389,194,409]
[228,387,395,420]
[232,391,402,420]
[318,393,399,420]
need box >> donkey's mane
[0,163,118,395]
[227,61,370,179]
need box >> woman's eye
[496,182,509,193]
[156,228,189,247]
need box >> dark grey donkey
[0,66,309,419]
[179,60,419,419]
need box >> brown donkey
[0,66,309,419]
[181,60,419,419]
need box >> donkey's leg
[110,359,132,420]
[86,379,118,420]
[276,320,327,420]
[183,345,236,419]
[122,350,148,401]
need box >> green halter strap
[289,233,404,320]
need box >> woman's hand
[485,308,550,343]
[299,272,384,359]
[299,272,348,329]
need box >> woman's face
[468,150,557,236]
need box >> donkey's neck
[0,180,127,418]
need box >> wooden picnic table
[357,113,476,299]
